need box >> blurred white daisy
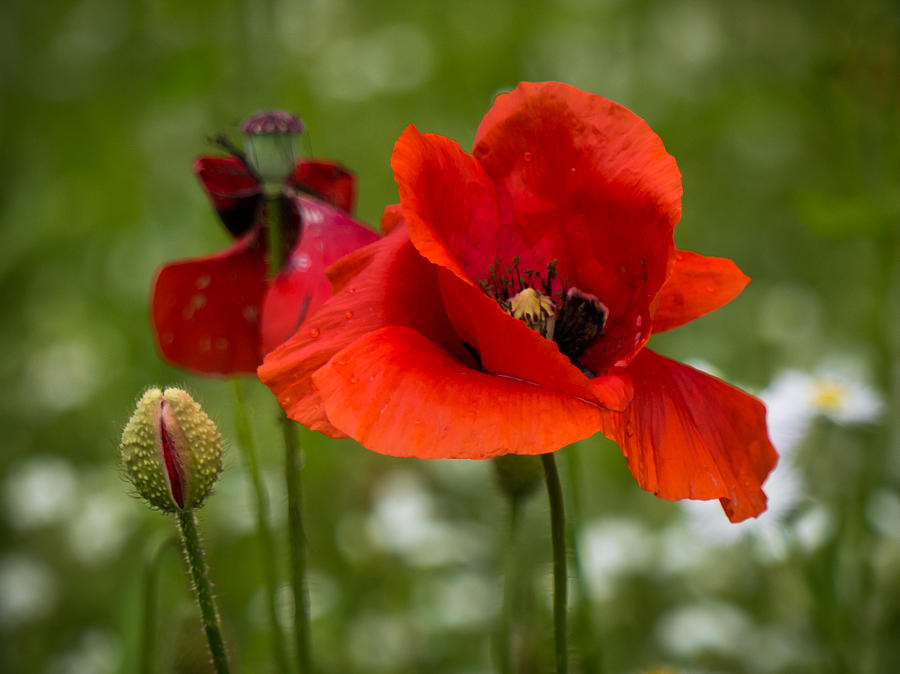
[365,470,489,567]
[655,599,752,659]
[762,362,882,458]
[0,553,57,627]
[3,456,78,530]
[65,477,136,565]
[578,517,655,600]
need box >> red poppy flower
[151,115,379,375]
[258,83,777,522]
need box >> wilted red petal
[152,232,267,375]
[193,156,262,238]
[313,326,608,458]
[260,196,379,355]
[288,160,357,213]
[473,81,682,372]
[599,349,777,522]
[436,265,632,411]
[259,225,465,435]
[651,249,751,333]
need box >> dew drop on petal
[196,275,212,290]
[242,305,259,323]
[523,151,532,162]
[309,328,320,338]
[345,311,353,319]
[349,376,358,384]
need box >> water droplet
[196,275,211,289]
[523,151,532,162]
[309,328,320,338]
[570,166,576,173]
[335,359,345,366]
[242,305,259,323]
[349,287,357,293]
[345,311,353,319]
[349,376,358,384]
[625,420,634,437]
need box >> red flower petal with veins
[260,81,777,522]
[598,349,776,522]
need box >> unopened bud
[493,454,543,502]
[120,388,224,513]
[242,110,305,190]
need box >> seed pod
[120,388,224,513]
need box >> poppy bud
[242,110,305,191]
[120,388,224,513]
[493,454,543,502]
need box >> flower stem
[496,497,522,674]
[232,379,292,674]
[176,509,230,674]
[282,410,312,673]
[266,193,285,279]
[542,452,568,674]
[139,535,174,674]
[565,445,604,674]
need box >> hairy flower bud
[242,110,305,191]
[120,388,224,513]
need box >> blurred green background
[0,0,898,672]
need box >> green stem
[267,192,285,279]
[496,497,521,674]
[232,379,292,674]
[565,445,603,674]
[542,453,568,674]
[139,536,174,674]
[176,510,230,674]
[282,410,311,673]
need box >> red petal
[391,125,501,285]
[651,250,750,333]
[287,160,357,213]
[259,225,464,435]
[599,349,778,522]
[313,326,608,458]
[436,266,632,411]
[260,196,379,355]
[380,204,405,235]
[194,156,262,238]
[473,81,682,372]
[152,231,267,375]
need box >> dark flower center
[480,258,608,373]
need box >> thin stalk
[282,411,311,673]
[176,510,230,674]
[496,498,522,674]
[565,445,603,674]
[232,379,292,674]
[139,536,175,674]
[542,453,568,674]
